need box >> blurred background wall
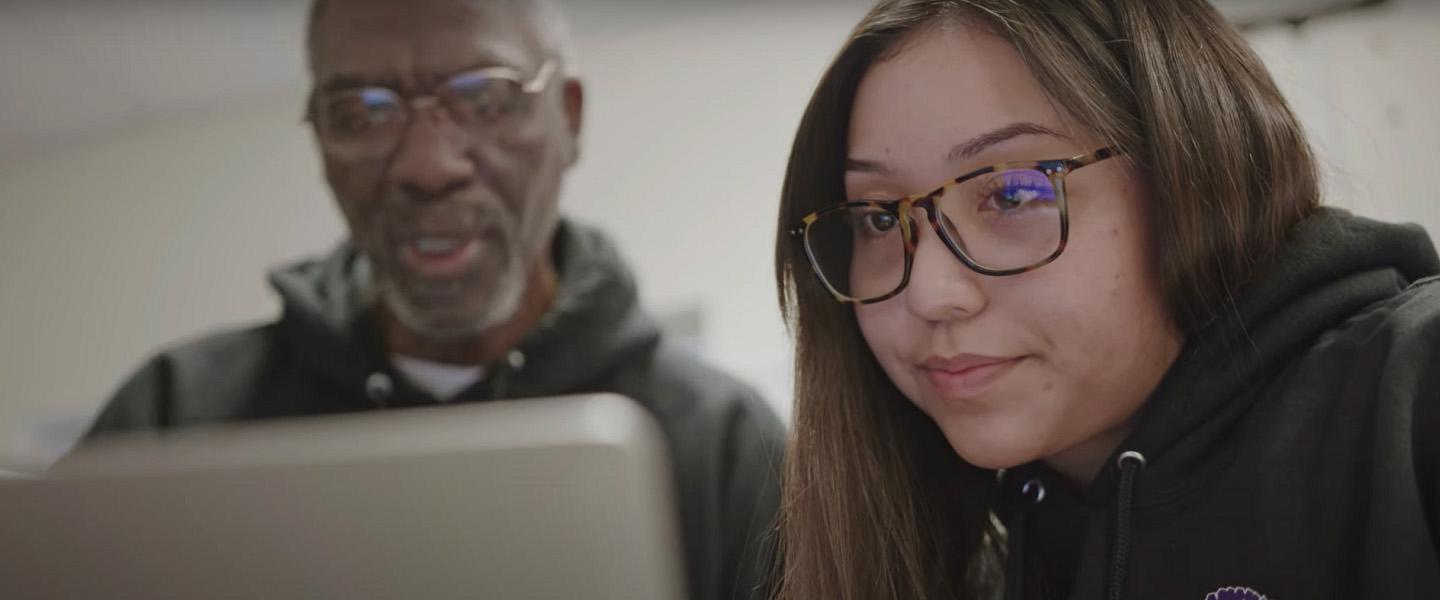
[1,0,1437,471]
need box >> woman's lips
[920,354,1023,400]
[398,237,481,278]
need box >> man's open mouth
[398,236,482,278]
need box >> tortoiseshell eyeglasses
[788,147,1122,304]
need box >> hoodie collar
[998,209,1439,599]
[266,219,661,399]
[1084,208,1440,509]
[503,220,662,397]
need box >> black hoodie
[998,209,1440,600]
[80,220,785,600]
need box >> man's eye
[449,76,518,120]
[324,91,401,135]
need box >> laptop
[0,393,689,600]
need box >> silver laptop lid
[1,393,688,600]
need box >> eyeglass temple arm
[523,59,559,93]
[1068,146,1123,169]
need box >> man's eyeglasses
[310,59,559,159]
[788,147,1122,304]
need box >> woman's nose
[902,220,989,322]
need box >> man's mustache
[377,198,512,236]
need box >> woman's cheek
[855,303,920,397]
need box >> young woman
[772,1,1440,599]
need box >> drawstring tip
[1117,450,1147,470]
[1109,450,1147,600]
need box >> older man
[80,1,784,599]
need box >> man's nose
[903,223,989,322]
[386,106,476,201]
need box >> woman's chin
[937,419,1048,471]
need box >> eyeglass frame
[307,58,560,155]
[788,146,1122,305]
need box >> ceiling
[0,0,1392,160]
[0,1,312,159]
[0,0,742,160]
[1211,0,1385,27]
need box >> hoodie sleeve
[1402,279,1440,549]
[1419,384,1440,555]
[75,324,280,446]
[80,354,175,442]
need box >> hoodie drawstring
[365,372,393,409]
[1108,451,1146,600]
[486,349,526,400]
[1006,507,1027,600]
[1007,477,1046,600]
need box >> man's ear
[562,78,584,166]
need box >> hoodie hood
[265,219,662,400]
[1089,207,1440,507]
[999,208,1440,599]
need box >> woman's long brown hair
[773,1,1318,598]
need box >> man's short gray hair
[306,0,578,76]
[507,0,577,75]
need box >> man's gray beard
[378,252,529,340]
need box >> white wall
[0,1,874,470]
[0,105,344,468]
[1248,0,1440,233]
[560,2,877,425]
[2,0,1438,471]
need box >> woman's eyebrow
[845,157,892,175]
[945,122,1069,164]
[845,121,1070,175]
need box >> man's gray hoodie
[81,220,785,600]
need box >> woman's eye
[992,186,1042,210]
[981,171,1056,214]
[861,211,898,234]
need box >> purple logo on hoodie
[1205,587,1266,600]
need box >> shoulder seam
[1409,275,1440,290]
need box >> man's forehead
[310,0,542,86]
